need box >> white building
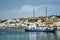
[54,21,60,27]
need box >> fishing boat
[25,23,57,32]
[25,7,57,32]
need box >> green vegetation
[0,15,60,24]
[56,15,60,18]
[16,15,60,24]
[0,20,7,23]
[9,22,19,24]
[28,18,38,22]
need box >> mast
[45,6,48,26]
[33,8,35,18]
[45,6,47,18]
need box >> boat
[25,23,57,32]
[25,7,57,32]
[25,28,56,32]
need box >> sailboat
[25,7,57,32]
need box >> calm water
[0,29,60,40]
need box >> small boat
[25,23,57,32]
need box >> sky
[0,0,60,19]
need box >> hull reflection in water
[0,29,59,40]
[27,32,58,40]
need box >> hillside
[0,15,60,23]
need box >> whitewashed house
[54,21,60,27]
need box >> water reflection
[46,32,58,40]
[27,32,58,40]
[0,31,59,40]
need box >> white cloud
[20,5,39,12]
[2,5,57,15]
[20,5,54,13]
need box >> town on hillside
[0,15,60,29]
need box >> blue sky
[0,0,60,19]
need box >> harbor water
[0,29,60,40]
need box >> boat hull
[25,28,55,32]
